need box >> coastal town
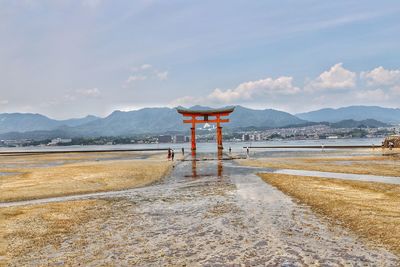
[1,123,398,147]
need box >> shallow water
[7,152,398,266]
[0,153,153,170]
[273,169,400,185]
[0,138,385,153]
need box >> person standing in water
[182,147,184,155]
[171,149,175,161]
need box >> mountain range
[0,105,397,140]
[0,113,99,133]
[296,106,400,124]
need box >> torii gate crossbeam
[177,107,235,151]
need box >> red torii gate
[177,107,235,151]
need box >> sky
[0,0,400,119]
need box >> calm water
[0,138,384,153]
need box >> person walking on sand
[246,147,249,158]
[167,148,171,160]
[182,147,184,155]
[229,147,232,154]
[171,149,175,161]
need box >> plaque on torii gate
[176,107,235,151]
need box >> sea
[0,138,385,153]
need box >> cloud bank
[173,64,400,111]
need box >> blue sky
[0,0,400,118]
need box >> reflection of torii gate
[177,107,235,151]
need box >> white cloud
[172,63,400,109]
[360,66,400,86]
[0,100,9,105]
[156,71,168,80]
[356,88,388,101]
[208,76,299,103]
[124,64,168,86]
[141,64,152,70]
[76,88,101,98]
[126,75,147,83]
[305,63,356,91]
[63,94,76,101]
[173,76,300,105]
[131,64,152,72]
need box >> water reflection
[188,151,224,178]
[191,153,197,178]
[217,150,223,178]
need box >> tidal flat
[1,199,113,265]
[239,149,400,177]
[1,149,399,265]
[0,151,172,202]
[240,148,400,256]
[259,173,400,255]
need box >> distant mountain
[73,107,184,136]
[2,105,396,140]
[0,113,100,134]
[60,115,100,127]
[0,106,306,139]
[72,105,305,136]
[330,119,391,128]
[0,128,76,140]
[296,106,400,124]
[229,106,305,128]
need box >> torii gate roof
[176,107,235,115]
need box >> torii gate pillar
[191,127,196,151]
[177,107,235,151]
[216,117,223,149]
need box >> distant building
[326,135,338,139]
[242,134,250,141]
[2,139,32,147]
[48,138,72,146]
[158,135,172,143]
[173,135,185,143]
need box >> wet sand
[239,151,400,177]
[1,199,112,265]
[2,153,398,265]
[259,173,400,255]
[0,152,172,202]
